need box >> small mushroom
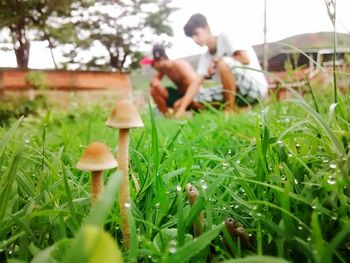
[185,183,205,237]
[106,99,144,248]
[76,142,118,204]
[223,218,251,252]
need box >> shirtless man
[142,44,201,115]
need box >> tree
[61,0,177,71]
[0,0,90,68]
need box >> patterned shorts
[194,57,265,105]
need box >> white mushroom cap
[76,142,118,171]
[105,99,144,129]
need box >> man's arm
[175,74,204,118]
[150,71,164,87]
[233,50,250,65]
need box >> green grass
[0,86,349,262]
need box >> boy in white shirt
[176,13,268,118]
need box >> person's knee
[217,59,233,76]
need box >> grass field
[0,83,349,262]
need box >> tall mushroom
[76,141,118,204]
[105,99,144,248]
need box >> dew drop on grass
[202,182,208,190]
[331,214,338,220]
[222,162,229,169]
[277,140,282,144]
[294,179,298,185]
[323,159,329,163]
[297,225,302,230]
[327,175,336,185]
[124,202,131,208]
[307,236,311,242]
[236,160,241,164]
[155,203,160,209]
[176,185,181,192]
[329,163,337,169]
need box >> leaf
[0,116,24,157]
[167,223,223,262]
[221,255,291,263]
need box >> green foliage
[25,71,48,90]
[0,86,349,262]
[0,95,48,126]
[0,0,87,68]
[60,0,178,71]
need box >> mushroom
[185,183,205,237]
[223,218,251,252]
[105,99,144,247]
[76,141,118,204]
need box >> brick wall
[0,69,132,92]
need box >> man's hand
[175,107,186,118]
[173,98,183,111]
[208,58,219,76]
[150,78,161,87]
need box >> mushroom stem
[186,184,205,237]
[91,170,103,204]
[118,128,130,248]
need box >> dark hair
[184,13,208,37]
[152,44,168,60]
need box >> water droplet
[297,225,302,230]
[234,205,239,209]
[25,139,30,144]
[251,205,257,210]
[281,175,286,181]
[155,203,160,209]
[277,140,283,144]
[288,153,293,157]
[223,207,227,210]
[327,175,336,185]
[323,159,329,163]
[176,185,181,192]
[222,162,229,168]
[307,236,311,242]
[294,179,298,185]
[331,215,338,220]
[227,149,232,155]
[124,202,131,208]
[202,183,208,190]
[295,143,300,149]
[329,163,337,169]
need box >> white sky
[0,0,349,68]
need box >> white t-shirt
[197,32,268,96]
